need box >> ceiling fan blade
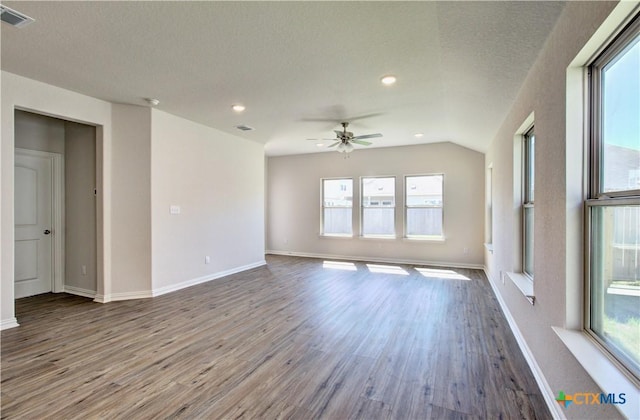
[352,133,382,140]
[328,141,340,148]
[348,112,384,122]
[351,139,372,146]
[334,130,343,137]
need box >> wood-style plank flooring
[1,255,549,419]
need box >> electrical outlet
[463,247,469,254]
[205,256,210,264]
[81,265,87,275]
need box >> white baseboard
[152,260,268,297]
[1,317,19,330]
[91,260,267,302]
[63,285,96,299]
[93,294,109,303]
[266,250,484,270]
[108,290,154,301]
[483,268,565,420]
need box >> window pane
[525,131,535,202]
[323,208,352,235]
[407,208,442,237]
[524,207,534,277]
[322,179,352,235]
[362,177,395,207]
[362,177,395,236]
[323,179,352,207]
[590,205,640,375]
[362,208,395,236]
[406,175,443,206]
[601,36,640,193]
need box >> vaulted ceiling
[1,1,566,156]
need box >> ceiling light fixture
[337,142,354,154]
[381,75,397,85]
[232,104,245,112]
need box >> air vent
[235,125,254,132]
[0,5,35,28]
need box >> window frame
[320,177,354,237]
[522,126,535,279]
[360,175,396,238]
[585,14,640,382]
[404,174,444,240]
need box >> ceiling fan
[316,122,382,154]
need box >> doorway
[14,110,97,300]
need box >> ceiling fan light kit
[322,121,382,155]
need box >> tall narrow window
[405,174,443,239]
[361,176,395,237]
[523,127,535,278]
[321,178,353,236]
[587,15,639,380]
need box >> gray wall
[267,142,484,267]
[64,121,97,294]
[110,104,152,296]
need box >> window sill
[319,234,353,239]
[552,327,639,419]
[360,235,397,240]
[484,243,494,253]
[505,272,535,305]
[403,236,446,243]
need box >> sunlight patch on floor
[366,264,409,276]
[416,267,470,281]
[322,261,358,271]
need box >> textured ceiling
[1,1,566,156]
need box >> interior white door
[15,152,54,298]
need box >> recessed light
[232,104,246,112]
[414,133,424,138]
[316,143,325,147]
[381,75,397,85]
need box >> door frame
[15,148,65,294]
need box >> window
[361,177,395,237]
[587,16,639,380]
[321,178,353,236]
[405,174,443,239]
[523,127,535,278]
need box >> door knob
[43,229,51,235]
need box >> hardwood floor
[1,255,550,419]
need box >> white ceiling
[1,1,566,156]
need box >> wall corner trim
[93,294,110,304]
[483,267,566,420]
[0,318,20,331]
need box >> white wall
[267,142,484,267]
[484,2,622,419]
[151,110,266,293]
[1,71,112,328]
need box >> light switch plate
[170,205,181,215]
